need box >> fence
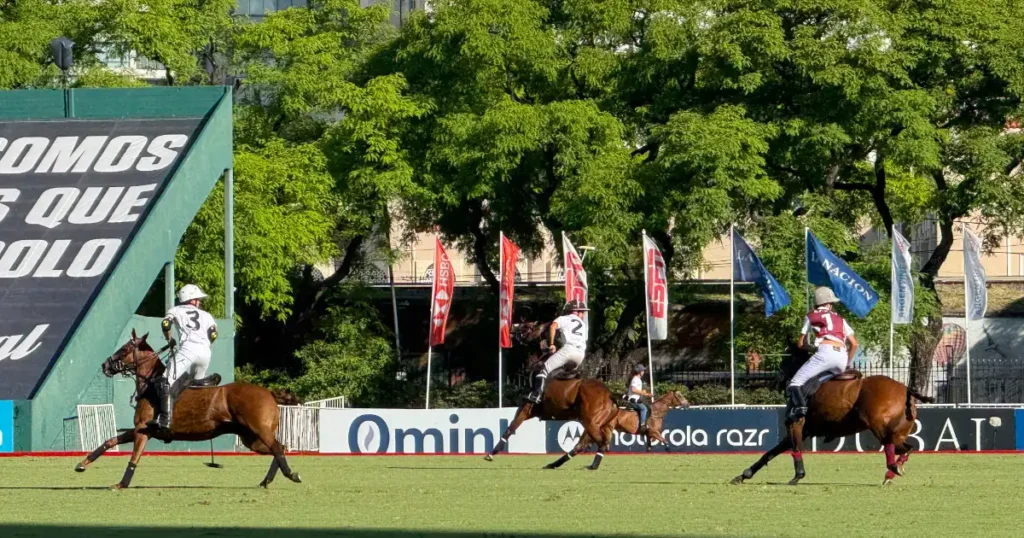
[75,404,118,452]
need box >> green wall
[0,87,234,450]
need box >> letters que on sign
[0,119,202,399]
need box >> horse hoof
[483,454,493,462]
[109,483,124,490]
[897,464,905,476]
[586,465,599,471]
[259,481,270,488]
[74,463,87,473]
[543,463,557,470]
[883,478,893,486]
[787,476,802,486]
[730,475,746,485]
[288,472,302,484]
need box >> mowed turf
[0,453,1021,537]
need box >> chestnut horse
[731,369,935,486]
[483,369,688,469]
[73,330,302,489]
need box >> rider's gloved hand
[168,338,177,348]
[548,344,557,354]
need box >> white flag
[891,228,914,324]
[963,227,987,320]
[642,233,668,340]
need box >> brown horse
[73,330,302,489]
[483,370,688,469]
[731,370,935,486]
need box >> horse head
[101,329,159,379]
[660,390,690,410]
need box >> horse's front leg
[485,402,533,461]
[75,430,135,472]
[112,429,149,489]
[787,421,806,485]
[731,436,792,484]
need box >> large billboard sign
[0,119,202,399]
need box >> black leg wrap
[491,437,508,455]
[588,452,604,470]
[119,462,137,488]
[86,445,106,463]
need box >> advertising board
[0,119,202,399]
[319,408,546,454]
[804,408,1018,452]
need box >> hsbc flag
[499,234,520,348]
[429,239,455,346]
[643,233,668,340]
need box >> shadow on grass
[2,527,729,538]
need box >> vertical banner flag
[806,231,879,318]
[732,230,791,317]
[963,226,988,320]
[643,234,669,340]
[563,232,588,306]
[499,235,521,348]
[891,228,914,324]
[430,239,456,346]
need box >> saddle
[187,373,222,388]
[799,368,861,400]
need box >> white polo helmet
[177,284,208,303]
[813,287,839,306]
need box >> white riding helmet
[813,287,840,306]
[177,284,208,304]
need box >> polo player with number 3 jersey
[786,287,860,422]
[526,300,589,404]
[147,284,219,435]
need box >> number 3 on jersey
[186,310,201,330]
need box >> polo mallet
[204,440,222,468]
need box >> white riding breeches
[789,344,847,387]
[165,346,211,386]
[542,345,585,378]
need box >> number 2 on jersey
[570,319,584,336]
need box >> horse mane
[138,340,155,353]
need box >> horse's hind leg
[486,403,532,461]
[250,427,301,487]
[241,434,282,488]
[545,432,591,470]
[586,423,613,471]
[731,436,792,484]
[75,430,134,472]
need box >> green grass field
[0,453,1021,537]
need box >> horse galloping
[731,369,934,486]
[483,367,688,469]
[74,330,302,489]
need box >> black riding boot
[785,385,808,423]
[146,377,172,433]
[526,373,547,404]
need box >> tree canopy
[4,0,1024,403]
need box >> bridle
[105,340,172,406]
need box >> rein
[107,343,173,407]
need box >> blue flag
[806,231,878,318]
[732,229,791,317]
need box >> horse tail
[904,386,935,421]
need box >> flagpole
[889,233,895,380]
[963,227,972,404]
[426,239,438,410]
[729,224,736,406]
[498,231,504,408]
[804,227,811,313]
[642,230,656,399]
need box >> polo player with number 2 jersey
[526,300,589,404]
[786,287,860,422]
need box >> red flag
[430,239,455,346]
[563,232,588,305]
[499,234,520,348]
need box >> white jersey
[554,314,588,351]
[164,304,217,356]
[627,376,643,401]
